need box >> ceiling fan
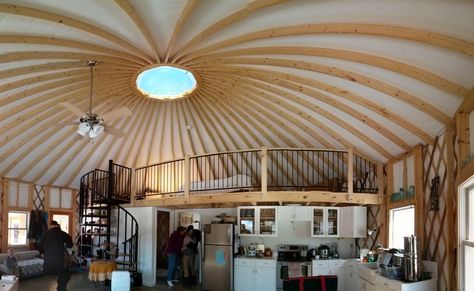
[59,60,132,138]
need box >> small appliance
[318,244,330,259]
[247,243,257,256]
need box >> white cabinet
[234,258,276,291]
[340,206,367,238]
[311,260,345,291]
[238,206,278,236]
[278,206,310,221]
[344,261,359,291]
[311,207,340,237]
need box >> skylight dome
[136,65,197,100]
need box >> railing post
[347,148,353,201]
[184,155,190,202]
[261,147,267,199]
[108,159,114,200]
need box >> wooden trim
[385,162,394,245]
[445,128,456,291]
[413,145,425,258]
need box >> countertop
[235,255,277,260]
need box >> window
[52,213,71,235]
[460,185,474,291]
[8,211,29,246]
[389,205,415,249]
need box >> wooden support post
[377,162,384,203]
[445,128,456,291]
[403,158,408,190]
[456,112,470,171]
[43,185,51,214]
[261,147,267,199]
[1,179,9,252]
[347,148,354,201]
[184,155,190,202]
[413,145,425,258]
[384,162,394,246]
[28,183,34,210]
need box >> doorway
[156,211,170,269]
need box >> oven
[276,245,312,291]
[276,260,312,290]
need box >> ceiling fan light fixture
[77,122,91,137]
[89,124,104,138]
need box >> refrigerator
[202,223,235,291]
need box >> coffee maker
[247,243,257,256]
[318,245,330,259]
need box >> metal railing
[134,147,379,198]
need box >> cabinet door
[311,207,325,236]
[239,207,256,235]
[255,266,276,291]
[330,267,344,291]
[278,206,294,221]
[294,206,310,221]
[326,208,339,236]
[258,207,277,236]
[234,265,254,291]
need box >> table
[88,261,117,282]
[0,278,19,291]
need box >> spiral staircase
[77,160,138,273]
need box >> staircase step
[116,253,131,257]
[115,260,133,266]
[81,223,109,227]
[83,214,109,218]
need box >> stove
[276,245,312,291]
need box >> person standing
[166,226,186,287]
[182,225,196,285]
[39,220,73,291]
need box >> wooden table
[88,261,117,282]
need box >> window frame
[389,205,415,249]
[459,182,474,291]
[7,210,29,247]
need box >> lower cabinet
[234,258,276,291]
[344,261,359,291]
[312,260,346,291]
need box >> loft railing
[134,147,381,199]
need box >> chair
[283,275,338,291]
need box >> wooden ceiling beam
[113,0,160,62]
[165,0,201,63]
[180,23,474,63]
[0,35,147,66]
[171,0,289,62]
[456,86,474,114]
[184,46,467,97]
[0,3,153,63]
[197,65,434,144]
[196,60,453,126]
[0,61,85,79]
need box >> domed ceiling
[0,0,473,188]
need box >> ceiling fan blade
[101,107,132,122]
[104,125,125,137]
[58,102,84,117]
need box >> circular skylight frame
[134,65,199,101]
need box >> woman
[181,225,196,285]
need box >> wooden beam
[0,3,153,63]
[131,191,381,208]
[456,86,474,114]
[172,0,289,62]
[165,0,201,63]
[413,145,425,258]
[445,128,456,291]
[456,111,470,170]
[113,0,160,62]
[385,162,394,245]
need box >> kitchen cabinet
[311,260,345,291]
[340,206,367,238]
[344,261,359,291]
[311,207,340,237]
[238,206,278,236]
[278,206,310,221]
[234,258,276,291]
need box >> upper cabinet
[340,206,367,238]
[238,206,278,237]
[311,207,340,237]
[278,206,310,221]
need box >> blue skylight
[136,66,197,100]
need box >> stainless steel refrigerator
[202,223,235,291]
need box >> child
[5,248,20,277]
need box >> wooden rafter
[113,0,160,62]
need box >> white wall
[125,206,157,287]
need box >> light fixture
[135,65,197,100]
[76,60,104,139]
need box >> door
[239,207,256,235]
[234,264,253,291]
[326,208,339,236]
[258,207,277,236]
[255,266,276,291]
[202,244,233,291]
[312,207,324,236]
[156,211,169,269]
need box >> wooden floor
[19,272,200,291]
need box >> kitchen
[173,205,437,291]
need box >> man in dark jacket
[39,220,73,291]
[166,226,186,287]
